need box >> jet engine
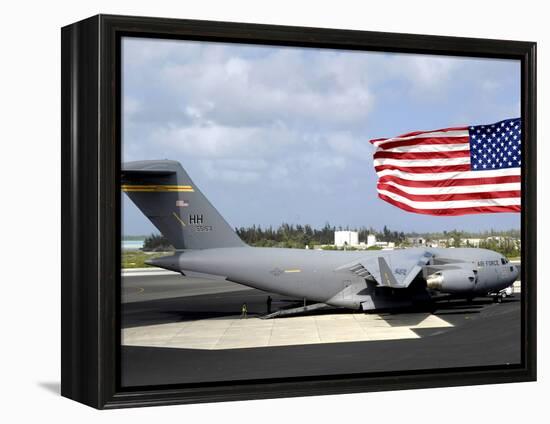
[426,268,476,294]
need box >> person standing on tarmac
[241,303,248,319]
[267,296,272,314]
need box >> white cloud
[122,38,520,229]
[405,56,456,88]
[158,47,374,129]
[199,159,268,183]
[150,123,296,159]
[123,96,142,116]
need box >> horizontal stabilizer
[121,169,176,181]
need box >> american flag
[370,118,521,216]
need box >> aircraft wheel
[501,292,507,298]
[494,295,503,304]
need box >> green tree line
[142,233,174,251]
[139,224,520,257]
[235,223,406,248]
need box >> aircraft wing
[337,249,433,288]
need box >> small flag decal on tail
[176,200,189,207]
[369,118,521,216]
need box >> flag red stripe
[370,126,469,144]
[377,183,521,202]
[374,149,470,160]
[378,174,521,188]
[378,193,521,216]
[375,136,470,151]
[374,164,471,174]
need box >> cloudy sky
[122,37,520,236]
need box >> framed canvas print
[61,14,536,409]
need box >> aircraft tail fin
[122,160,246,250]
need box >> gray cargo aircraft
[122,160,518,315]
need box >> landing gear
[493,295,503,303]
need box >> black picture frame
[61,14,537,409]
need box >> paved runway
[122,272,250,304]
[121,270,522,387]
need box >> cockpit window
[501,258,506,265]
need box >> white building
[367,234,376,248]
[407,237,426,246]
[463,238,481,247]
[334,230,359,247]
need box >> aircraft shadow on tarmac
[121,286,519,329]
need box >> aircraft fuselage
[148,246,518,310]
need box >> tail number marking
[189,214,204,224]
[188,214,212,231]
[195,225,213,232]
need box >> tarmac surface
[121,271,522,387]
